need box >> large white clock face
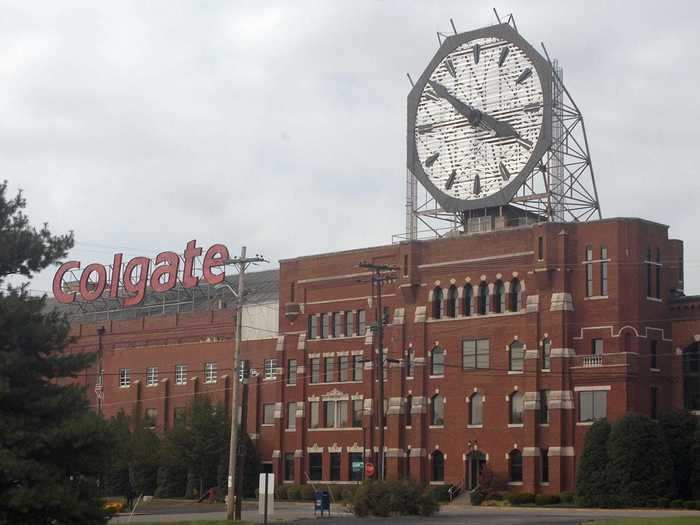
[414,36,545,200]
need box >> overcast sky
[3,1,700,295]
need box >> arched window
[431,346,445,376]
[431,450,445,481]
[509,341,525,372]
[509,278,521,312]
[432,287,444,319]
[469,393,483,425]
[478,282,488,315]
[494,280,505,313]
[463,284,473,317]
[510,391,524,424]
[683,342,700,411]
[431,394,444,426]
[509,449,523,482]
[406,395,413,427]
[447,285,458,318]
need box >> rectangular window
[650,340,658,369]
[351,399,363,427]
[334,312,343,337]
[509,343,525,372]
[309,401,319,429]
[538,236,544,260]
[541,448,549,483]
[308,453,323,481]
[324,356,336,383]
[651,386,658,420]
[585,245,593,297]
[345,311,354,336]
[592,338,604,356]
[145,408,157,429]
[205,362,217,384]
[357,310,366,335]
[146,367,158,386]
[337,400,349,427]
[349,452,363,481]
[263,403,275,425]
[320,313,328,339]
[309,315,318,339]
[264,359,276,379]
[462,339,490,369]
[287,359,297,385]
[406,349,415,377]
[600,246,608,296]
[284,453,294,481]
[339,356,349,382]
[287,402,296,430]
[119,368,131,387]
[310,358,321,384]
[579,390,607,422]
[431,347,445,376]
[352,355,363,381]
[175,364,187,385]
[330,453,341,481]
[323,401,335,428]
[539,390,549,424]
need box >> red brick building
[62,217,700,495]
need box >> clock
[407,23,552,213]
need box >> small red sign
[365,462,375,477]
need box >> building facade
[65,217,700,495]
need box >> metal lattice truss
[396,15,601,242]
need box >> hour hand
[479,112,533,148]
[427,80,482,127]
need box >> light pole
[217,247,267,522]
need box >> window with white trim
[146,367,158,386]
[322,399,349,428]
[264,358,276,379]
[430,394,444,426]
[510,391,524,424]
[204,362,217,384]
[585,245,594,297]
[175,364,187,385]
[431,346,445,376]
[509,341,524,372]
[578,390,607,422]
[119,368,130,387]
[286,402,296,430]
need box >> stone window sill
[429,375,445,379]
[539,423,550,427]
[577,421,594,426]
[429,425,444,429]
[508,371,523,375]
[584,295,608,301]
[261,423,274,427]
[308,427,363,432]
[650,368,661,372]
[467,424,483,429]
[508,481,523,486]
[645,297,663,303]
[508,423,524,428]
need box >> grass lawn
[587,518,700,525]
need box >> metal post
[226,246,247,521]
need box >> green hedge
[535,494,560,506]
[505,492,535,505]
[351,480,439,517]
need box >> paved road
[112,501,700,524]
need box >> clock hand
[427,80,482,126]
[479,111,533,148]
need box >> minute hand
[428,80,482,126]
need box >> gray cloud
[3,0,700,293]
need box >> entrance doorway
[466,451,486,490]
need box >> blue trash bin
[314,490,331,516]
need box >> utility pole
[235,360,250,520]
[223,247,267,521]
[359,262,397,481]
[96,326,105,417]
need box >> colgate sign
[52,240,229,307]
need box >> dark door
[467,452,486,490]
